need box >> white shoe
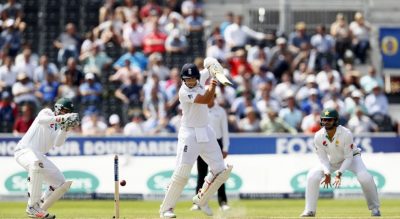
[300,210,315,217]
[160,208,176,218]
[371,208,381,217]
[26,203,55,219]
[220,204,230,211]
[192,195,213,216]
[199,204,213,216]
[190,204,200,211]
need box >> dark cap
[180,63,200,80]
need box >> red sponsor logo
[322,141,327,146]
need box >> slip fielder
[301,108,381,217]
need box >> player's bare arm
[194,79,218,104]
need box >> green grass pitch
[1,199,400,218]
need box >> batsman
[301,108,381,217]
[14,98,80,219]
[159,59,232,218]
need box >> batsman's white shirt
[14,108,68,186]
[176,70,225,173]
[313,125,361,174]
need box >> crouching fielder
[159,61,232,218]
[301,108,380,217]
[14,98,79,219]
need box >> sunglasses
[321,118,334,122]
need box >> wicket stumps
[113,154,120,219]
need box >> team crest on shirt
[335,140,339,146]
[322,140,327,146]
[49,123,58,131]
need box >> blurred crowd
[0,0,398,136]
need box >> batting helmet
[180,63,200,80]
[54,98,74,115]
[320,108,339,127]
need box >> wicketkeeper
[14,98,80,219]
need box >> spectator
[0,91,17,132]
[330,13,352,62]
[297,75,319,103]
[227,48,253,78]
[360,65,384,94]
[165,29,188,53]
[223,15,271,51]
[206,35,227,62]
[316,63,341,94]
[256,83,280,119]
[300,104,321,134]
[273,72,298,102]
[142,21,168,55]
[81,108,107,136]
[53,23,81,66]
[288,21,311,51]
[13,103,34,135]
[110,58,142,85]
[123,111,144,135]
[181,0,204,18]
[247,41,270,68]
[57,73,79,104]
[219,11,234,36]
[344,89,368,116]
[252,64,276,90]
[0,18,22,57]
[14,46,37,78]
[79,42,112,77]
[113,44,147,71]
[79,73,103,106]
[11,72,38,106]
[364,83,389,116]
[0,56,17,92]
[60,57,85,86]
[35,73,60,106]
[163,11,186,35]
[33,55,59,85]
[260,109,297,134]
[185,9,205,33]
[347,106,378,133]
[106,114,123,136]
[139,0,162,21]
[122,17,144,50]
[268,37,294,80]
[238,106,261,132]
[279,92,303,131]
[114,74,144,122]
[1,0,23,21]
[349,12,371,64]
[301,88,323,115]
[310,25,335,71]
[147,52,170,81]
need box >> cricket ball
[120,180,126,186]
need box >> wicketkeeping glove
[60,113,80,131]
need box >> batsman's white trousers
[176,125,226,174]
[14,148,65,189]
[304,155,380,212]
